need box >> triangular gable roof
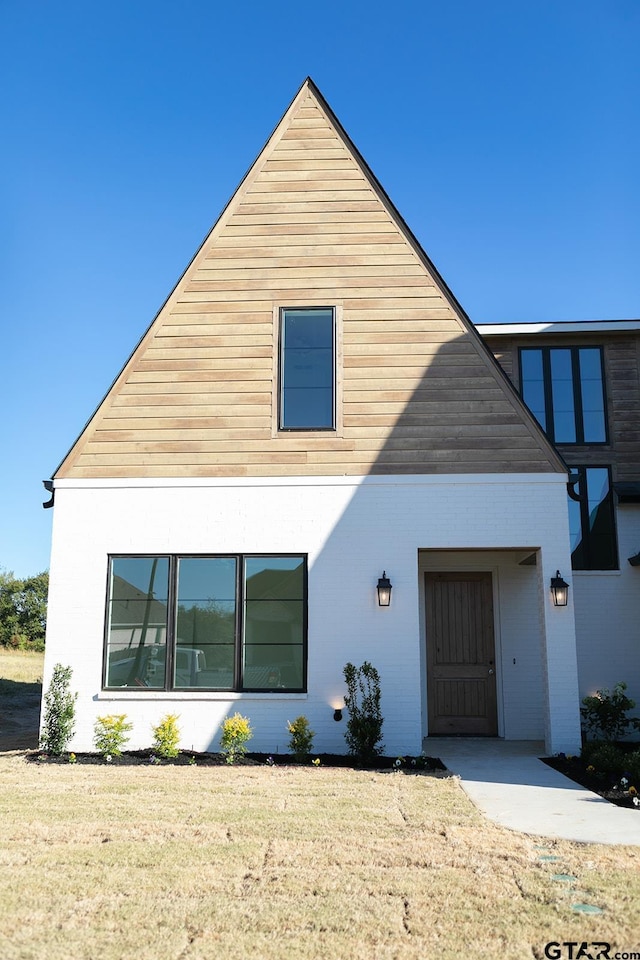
[54,78,566,480]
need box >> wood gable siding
[56,80,564,480]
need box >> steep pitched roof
[55,78,566,479]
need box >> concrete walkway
[426,738,640,846]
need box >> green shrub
[152,713,181,759]
[40,664,77,755]
[583,741,627,774]
[624,750,640,785]
[580,682,640,741]
[287,715,315,761]
[94,714,133,759]
[343,661,384,763]
[220,713,253,764]
[580,739,605,764]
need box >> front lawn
[0,754,638,959]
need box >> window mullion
[235,555,243,691]
[166,556,177,691]
[542,348,555,443]
[572,348,585,444]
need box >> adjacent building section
[478,319,640,712]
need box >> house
[42,78,585,757]
[477,320,640,718]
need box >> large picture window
[104,555,307,692]
[568,467,618,570]
[519,346,607,444]
[279,307,335,430]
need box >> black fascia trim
[613,482,640,504]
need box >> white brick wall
[44,473,582,756]
[573,504,640,719]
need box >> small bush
[94,714,133,759]
[152,713,181,759]
[585,741,627,774]
[580,682,640,741]
[5,633,44,652]
[287,715,315,762]
[624,750,640,785]
[343,661,384,763]
[220,712,253,764]
[40,664,77,755]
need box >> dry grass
[0,649,44,687]
[0,650,44,751]
[0,754,638,960]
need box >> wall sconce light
[376,571,392,607]
[333,708,343,722]
[550,570,569,607]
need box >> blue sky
[1,0,638,578]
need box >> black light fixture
[550,570,569,607]
[376,571,392,607]
[333,707,343,722]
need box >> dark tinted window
[280,308,334,429]
[243,557,305,690]
[104,555,307,692]
[105,557,169,688]
[569,467,617,570]
[520,346,607,444]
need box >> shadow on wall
[305,329,559,753]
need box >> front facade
[478,320,640,716]
[43,80,583,756]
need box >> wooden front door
[425,572,498,736]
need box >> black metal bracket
[42,480,54,509]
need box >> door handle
[488,668,495,675]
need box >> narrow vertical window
[569,466,617,570]
[520,349,547,432]
[280,308,335,429]
[550,349,576,442]
[578,348,606,442]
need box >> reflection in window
[104,555,307,692]
[175,557,237,689]
[280,308,334,429]
[520,346,607,444]
[243,557,305,690]
[568,467,617,570]
[105,557,169,688]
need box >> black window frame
[102,553,308,693]
[519,345,609,445]
[278,306,336,432]
[568,466,618,570]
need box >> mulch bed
[27,750,446,772]
[543,753,640,810]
